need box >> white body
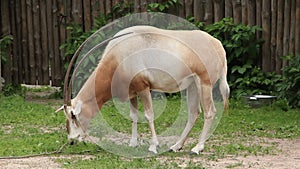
[60,26,230,154]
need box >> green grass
[0,94,299,168]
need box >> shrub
[276,54,300,108]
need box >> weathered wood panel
[1,0,300,86]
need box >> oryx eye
[70,111,76,119]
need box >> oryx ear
[73,101,82,115]
[55,106,64,113]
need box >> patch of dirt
[0,155,94,169]
[0,138,299,168]
[160,138,300,169]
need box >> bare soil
[0,138,299,169]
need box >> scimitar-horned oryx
[56,25,230,154]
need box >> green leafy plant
[204,18,265,97]
[276,54,300,108]
[147,0,181,13]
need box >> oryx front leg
[129,97,139,147]
[170,79,201,152]
[191,85,216,154]
[139,89,159,154]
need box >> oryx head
[56,100,86,144]
[56,32,133,144]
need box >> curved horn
[63,32,133,106]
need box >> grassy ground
[0,92,299,168]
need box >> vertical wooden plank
[256,0,262,45]
[26,0,36,84]
[289,0,296,56]
[91,0,99,26]
[283,0,291,67]
[241,0,247,24]
[33,0,43,84]
[270,0,277,71]
[83,0,91,31]
[58,0,66,84]
[204,0,214,24]
[214,0,225,22]
[106,0,112,20]
[15,0,23,83]
[134,0,140,13]
[295,0,300,55]
[261,0,271,71]
[185,0,193,18]
[178,0,185,18]
[232,0,242,24]
[10,0,19,84]
[1,0,12,84]
[99,0,105,15]
[66,0,72,38]
[247,0,256,26]
[225,0,233,18]
[72,0,83,24]
[46,0,55,85]
[276,0,284,72]
[194,0,204,22]
[52,0,62,86]
[21,0,29,84]
[140,0,147,12]
[40,0,49,84]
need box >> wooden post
[225,0,233,18]
[9,0,19,84]
[241,0,247,24]
[194,0,204,22]
[289,0,296,56]
[178,0,185,18]
[262,0,271,72]
[40,0,49,84]
[283,0,291,67]
[270,0,277,71]
[276,0,284,72]
[26,0,36,84]
[33,0,42,84]
[185,0,193,18]
[247,0,256,26]
[232,0,242,24]
[83,0,91,31]
[256,0,262,41]
[204,0,214,25]
[214,0,225,22]
[295,0,300,55]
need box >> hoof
[129,139,138,147]
[189,151,199,155]
[148,145,158,154]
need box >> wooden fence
[1,0,300,86]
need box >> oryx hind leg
[138,88,159,154]
[170,77,201,152]
[191,84,216,154]
[129,96,139,147]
